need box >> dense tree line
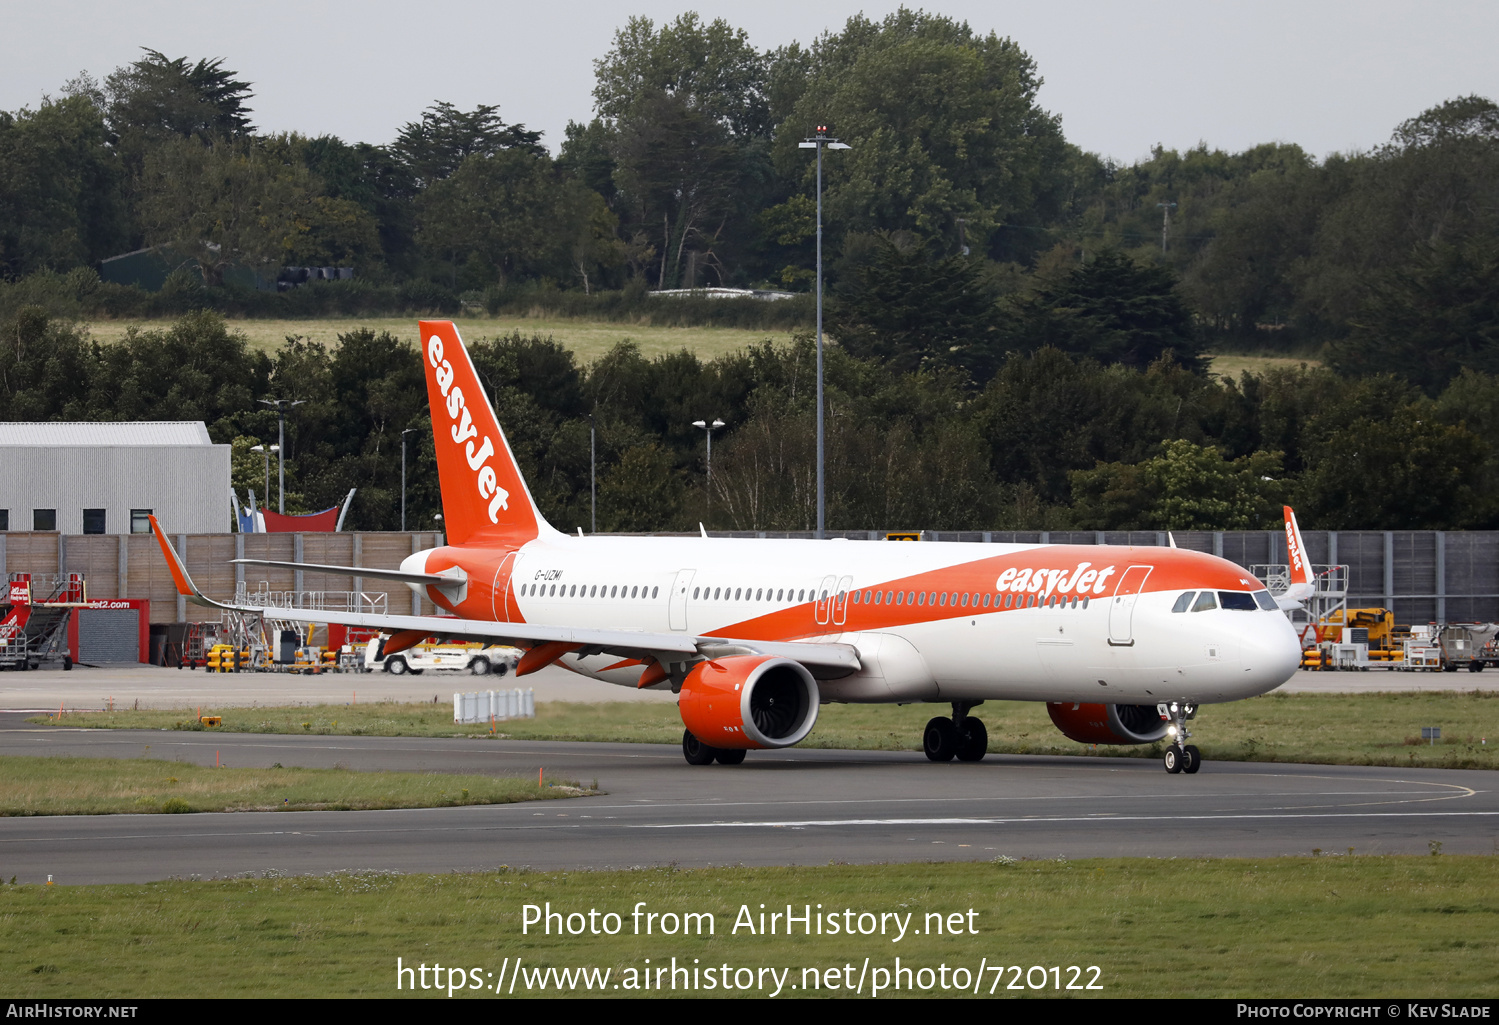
[3,10,1497,531]
[3,311,1494,532]
[2,14,1496,386]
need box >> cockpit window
[1218,591,1258,611]
[1190,591,1218,612]
[1253,590,1279,611]
[1171,592,1194,614]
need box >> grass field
[82,315,799,364]
[81,314,1315,381]
[37,690,1499,771]
[0,755,586,816]
[2,856,1495,998]
[1206,352,1323,378]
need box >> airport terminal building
[0,422,230,536]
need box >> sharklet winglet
[147,516,221,609]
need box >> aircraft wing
[149,518,860,675]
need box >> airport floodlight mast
[257,398,305,514]
[249,444,279,511]
[799,126,850,540]
[692,419,726,480]
[400,427,418,531]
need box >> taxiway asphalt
[2,664,1492,714]
[1,714,1494,884]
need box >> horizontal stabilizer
[229,558,465,589]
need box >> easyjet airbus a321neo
[152,320,1308,774]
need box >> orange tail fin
[1283,505,1313,588]
[419,321,554,546]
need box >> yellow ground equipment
[205,643,248,672]
[1306,608,1409,667]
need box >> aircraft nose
[1242,615,1302,691]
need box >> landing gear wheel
[924,717,959,762]
[1182,744,1201,774]
[682,730,717,766]
[469,658,490,676]
[1163,744,1184,774]
[955,718,988,762]
[385,657,408,675]
[714,748,746,765]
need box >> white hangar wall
[0,422,231,536]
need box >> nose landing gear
[1160,701,1200,774]
[924,702,988,762]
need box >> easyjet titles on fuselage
[996,561,1115,599]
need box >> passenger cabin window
[1172,592,1194,614]
[1219,591,1258,611]
[1190,591,1218,612]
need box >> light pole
[257,398,305,514]
[588,413,597,534]
[400,428,417,532]
[798,126,850,539]
[249,443,279,512]
[1157,200,1177,254]
[692,418,725,481]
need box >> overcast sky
[6,1,1497,164]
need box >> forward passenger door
[669,569,695,631]
[1107,565,1153,646]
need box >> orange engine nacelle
[1046,702,1172,745]
[678,655,819,751]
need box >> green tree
[0,96,127,275]
[136,136,316,285]
[1181,144,1328,338]
[1328,237,1499,394]
[599,444,685,531]
[1299,96,1499,328]
[89,312,272,433]
[1005,249,1207,371]
[415,150,563,287]
[593,14,773,288]
[594,13,771,139]
[825,233,1000,379]
[105,49,255,141]
[390,101,543,191]
[1069,440,1284,530]
[771,9,1067,260]
[1296,407,1490,528]
[259,134,385,267]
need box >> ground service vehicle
[150,321,1304,774]
[364,638,516,676]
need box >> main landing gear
[924,702,988,763]
[682,729,746,766]
[1161,701,1201,775]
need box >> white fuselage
[407,533,1303,708]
